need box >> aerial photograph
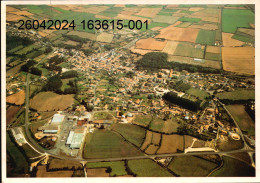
[5,4,255,178]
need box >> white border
[1,0,259,182]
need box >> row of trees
[20,60,42,76]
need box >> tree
[43,75,62,92]
[30,67,42,76]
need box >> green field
[210,156,255,177]
[128,159,174,177]
[168,156,218,177]
[232,34,254,44]
[86,161,127,176]
[149,22,170,30]
[8,45,24,54]
[180,10,195,14]
[133,115,153,127]
[205,52,221,61]
[216,89,255,100]
[153,15,180,24]
[6,132,29,174]
[226,105,255,136]
[149,117,165,132]
[179,17,201,23]
[174,43,204,59]
[195,30,216,46]
[16,45,37,55]
[21,143,41,158]
[186,88,210,100]
[93,111,114,120]
[112,124,146,147]
[98,7,123,17]
[222,9,254,33]
[83,129,143,159]
[61,79,71,91]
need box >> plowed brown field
[156,134,184,154]
[6,90,25,105]
[222,33,245,47]
[135,8,162,18]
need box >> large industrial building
[66,127,86,149]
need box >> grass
[6,132,29,174]
[98,7,123,17]
[148,22,170,30]
[186,88,209,100]
[195,30,216,46]
[216,89,255,100]
[157,12,172,16]
[180,10,195,14]
[205,52,221,61]
[86,161,127,176]
[83,129,143,159]
[179,17,201,23]
[61,79,71,91]
[112,124,146,147]
[16,45,37,55]
[128,159,174,177]
[232,34,254,44]
[149,118,165,132]
[21,143,41,158]
[174,43,204,59]
[210,156,255,177]
[133,115,153,127]
[93,112,114,120]
[222,9,255,33]
[168,156,218,177]
[8,45,24,54]
[226,105,255,136]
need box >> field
[189,23,218,30]
[216,89,255,100]
[155,27,199,43]
[6,90,25,105]
[93,111,114,120]
[156,134,184,154]
[132,114,152,127]
[174,43,204,59]
[222,9,254,33]
[222,32,245,47]
[86,161,127,176]
[36,165,74,177]
[210,156,255,177]
[195,30,216,45]
[135,38,167,51]
[64,40,79,46]
[48,159,83,170]
[162,41,179,55]
[6,106,21,125]
[96,32,114,43]
[140,130,161,154]
[127,159,173,177]
[161,119,180,133]
[168,156,218,176]
[226,105,255,135]
[112,124,146,147]
[83,129,143,159]
[149,117,165,132]
[6,132,28,175]
[186,88,209,100]
[176,22,192,28]
[140,130,153,150]
[87,168,109,177]
[222,47,255,75]
[135,8,161,18]
[67,31,96,40]
[153,15,180,24]
[30,92,74,111]
[179,17,201,23]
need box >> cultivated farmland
[157,134,184,154]
[67,31,96,40]
[30,92,74,111]
[127,159,174,177]
[216,89,255,100]
[135,38,167,51]
[6,90,25,105]
[83,129,143,159]
[86,161,127,176]
[226,105,255,135]
[222,47,255,75]
[96,32,114,43]
[168,156,218,176]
